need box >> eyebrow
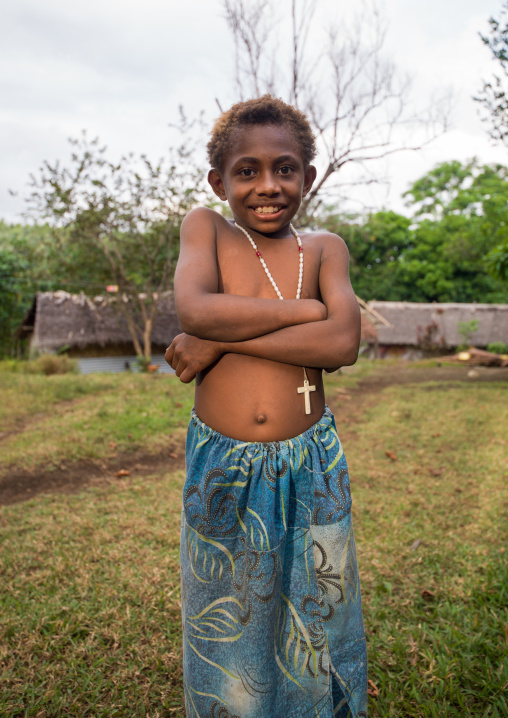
[233,156,260,166]
[232,153,300,167]
[275,154,299,163]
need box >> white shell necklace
[234,221,316,415]
[234,222,303,300]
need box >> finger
[169,347,181,371]
[178,367,197,384]
[173,358,185,377]
[165,345,174,365]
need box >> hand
[306,299,327,323]
[165,333,223,383]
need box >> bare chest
[216,232,322,301]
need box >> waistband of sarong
[190,405,334,449]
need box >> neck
[232,221,297,240]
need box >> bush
[0,359,23,373]
[487,342,508,354]
[27,355,78,375]
[457,319,480,346]
[0,355,79,375]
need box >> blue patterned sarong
[181,407,368,717]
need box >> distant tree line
[1,1,506,358]
[322,160,508,304]
[1,158,506,358]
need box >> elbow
[324,336,359,372]
[341,341,360,367]
[179,313,202,336]
[176,298,212,338]
[177,307,198,335]
[179,313,211,339]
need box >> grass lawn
[0,372,193,475]
[0,363,507,717]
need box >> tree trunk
[121,309,144,358]
[143,318,153,360]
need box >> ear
[208,169,227,201]
[303,165,317,197]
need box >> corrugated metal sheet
[78,354,175,375]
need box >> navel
[256,413,267,424]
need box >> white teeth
[254,206,280,214]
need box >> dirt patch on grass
[333,362,507,419]
[0,445,186,506]
[1,363,506,507]
[347,362,508,393]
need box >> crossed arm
[166,208,361,383]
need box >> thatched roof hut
[18,291,182,358]
[356,296,391,345]
[20,291,388,355]
[367,301,508,354]
[360,314,379,343]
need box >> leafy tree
[404,159,508,292]
[0,221,76,288]
[0,222,65,356]
[0,246,29,356]
[486,236,508,280]
[475,1,508,145]
[319,210,412,299]
[316,161,508,303]
[393,217,504,303]
[24,134,204,358]
[222,0,449,224]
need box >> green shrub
[0,356,78,375]
[0,359,23,373]
[457,319,480,347]
[26,355,78,376]
[487,341,508,354]
[135,356,151,372]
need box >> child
[165,95,367,718]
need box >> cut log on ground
[440,347,508,367]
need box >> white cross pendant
[297,376,316,415]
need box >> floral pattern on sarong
[181,407,368,718]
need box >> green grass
[0,367,507,716]
[0,373,193,475]
[346,381,508,716]
[333,357,388,388]
[0,473,185,717]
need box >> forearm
[219,318,359,371]
[176,294,326,342]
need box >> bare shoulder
[175,209,224,294]
[303,231,356,317]
[181,207,237,247]
[181,206,221,236]
[300,229,350,263]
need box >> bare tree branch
[221,0,450,224]
[475,1,508,145]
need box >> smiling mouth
[252,206,285,215]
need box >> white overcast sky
[1,0,505,222]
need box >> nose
[256,170,280,196]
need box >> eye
[277,165,293,175]
[239,168,255,177]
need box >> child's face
[208,124,316,236]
